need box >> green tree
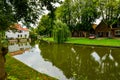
[0,0,62,38]
[55,0,99,37]
[40,0,62,36]
[55,0,73,31]
[37,15,52,36]
[0,0,41,39]
[0,0,15,41]
[77,0,98,33]
[29,27,38,40]
[53,20,70,43]
[0,0,15,31]
[98,0,120,25]
[0,0,56,30]
[97,0,120,37]
[10,0,42,26]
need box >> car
[89,34,96,39]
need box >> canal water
[8,40,120,80]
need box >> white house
[5,24,29,39]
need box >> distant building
[111,21,120,37]
[71,20,120,38]
[5,24,29,39]
[72,30,85,37]
[95,20,111,37]
[95,20,120,37]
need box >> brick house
[95,20,111,37]
[95,20,120,37]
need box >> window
[98,32,103,37]
[18,35,19,37]
[106,32,108,37]
[25,34,27,38]
[115,30,120,35]
[21,35,22,38]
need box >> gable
[95,21,111,32]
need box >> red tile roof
[14,24,29,31]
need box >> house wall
[72,31,84,37]
[95,21,111,37]
[5,30,29,39]
[111,29,120,37]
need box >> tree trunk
[0,46,8,80]
[109,25,113,38]
[83,31,87,37]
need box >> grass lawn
[5,54,56,80]
[43,37,120,47]
[42,37,54,42]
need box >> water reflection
[9,42,31,56]
[11,44,67,80]
[8,41,120,80]
[39,41,120,80]
[0,47,8,80]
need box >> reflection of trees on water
[93,47,120,80]
[39,41,120,80]
[0,47,8,80]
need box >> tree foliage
[0,0,15,31]
[37,15,52,35]
[55,0,99,32]
[55,0,73,31]
[53,20,70,43]
[0,0,41,30]
[98,0,120,25]
[0,0,120,38]
[80,0,99,31]
[39,0,62,37]
[0,0,62,30]
[55,0,120,33]
[10,0,42,26]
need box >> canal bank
[4,41,57,80]
[5,54,57,80]
[42,37,120,48]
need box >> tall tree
[98,0,120,25]
[0,0,42,30]
[97,0,120,37]
[10,0,42,27]
[80,0,98,31]
[37,15,52,36]
[55,0,73,31]
[40,0,61,36]
[55,0,99,36]
[0,0,15,31]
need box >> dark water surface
[8,41,120,80]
